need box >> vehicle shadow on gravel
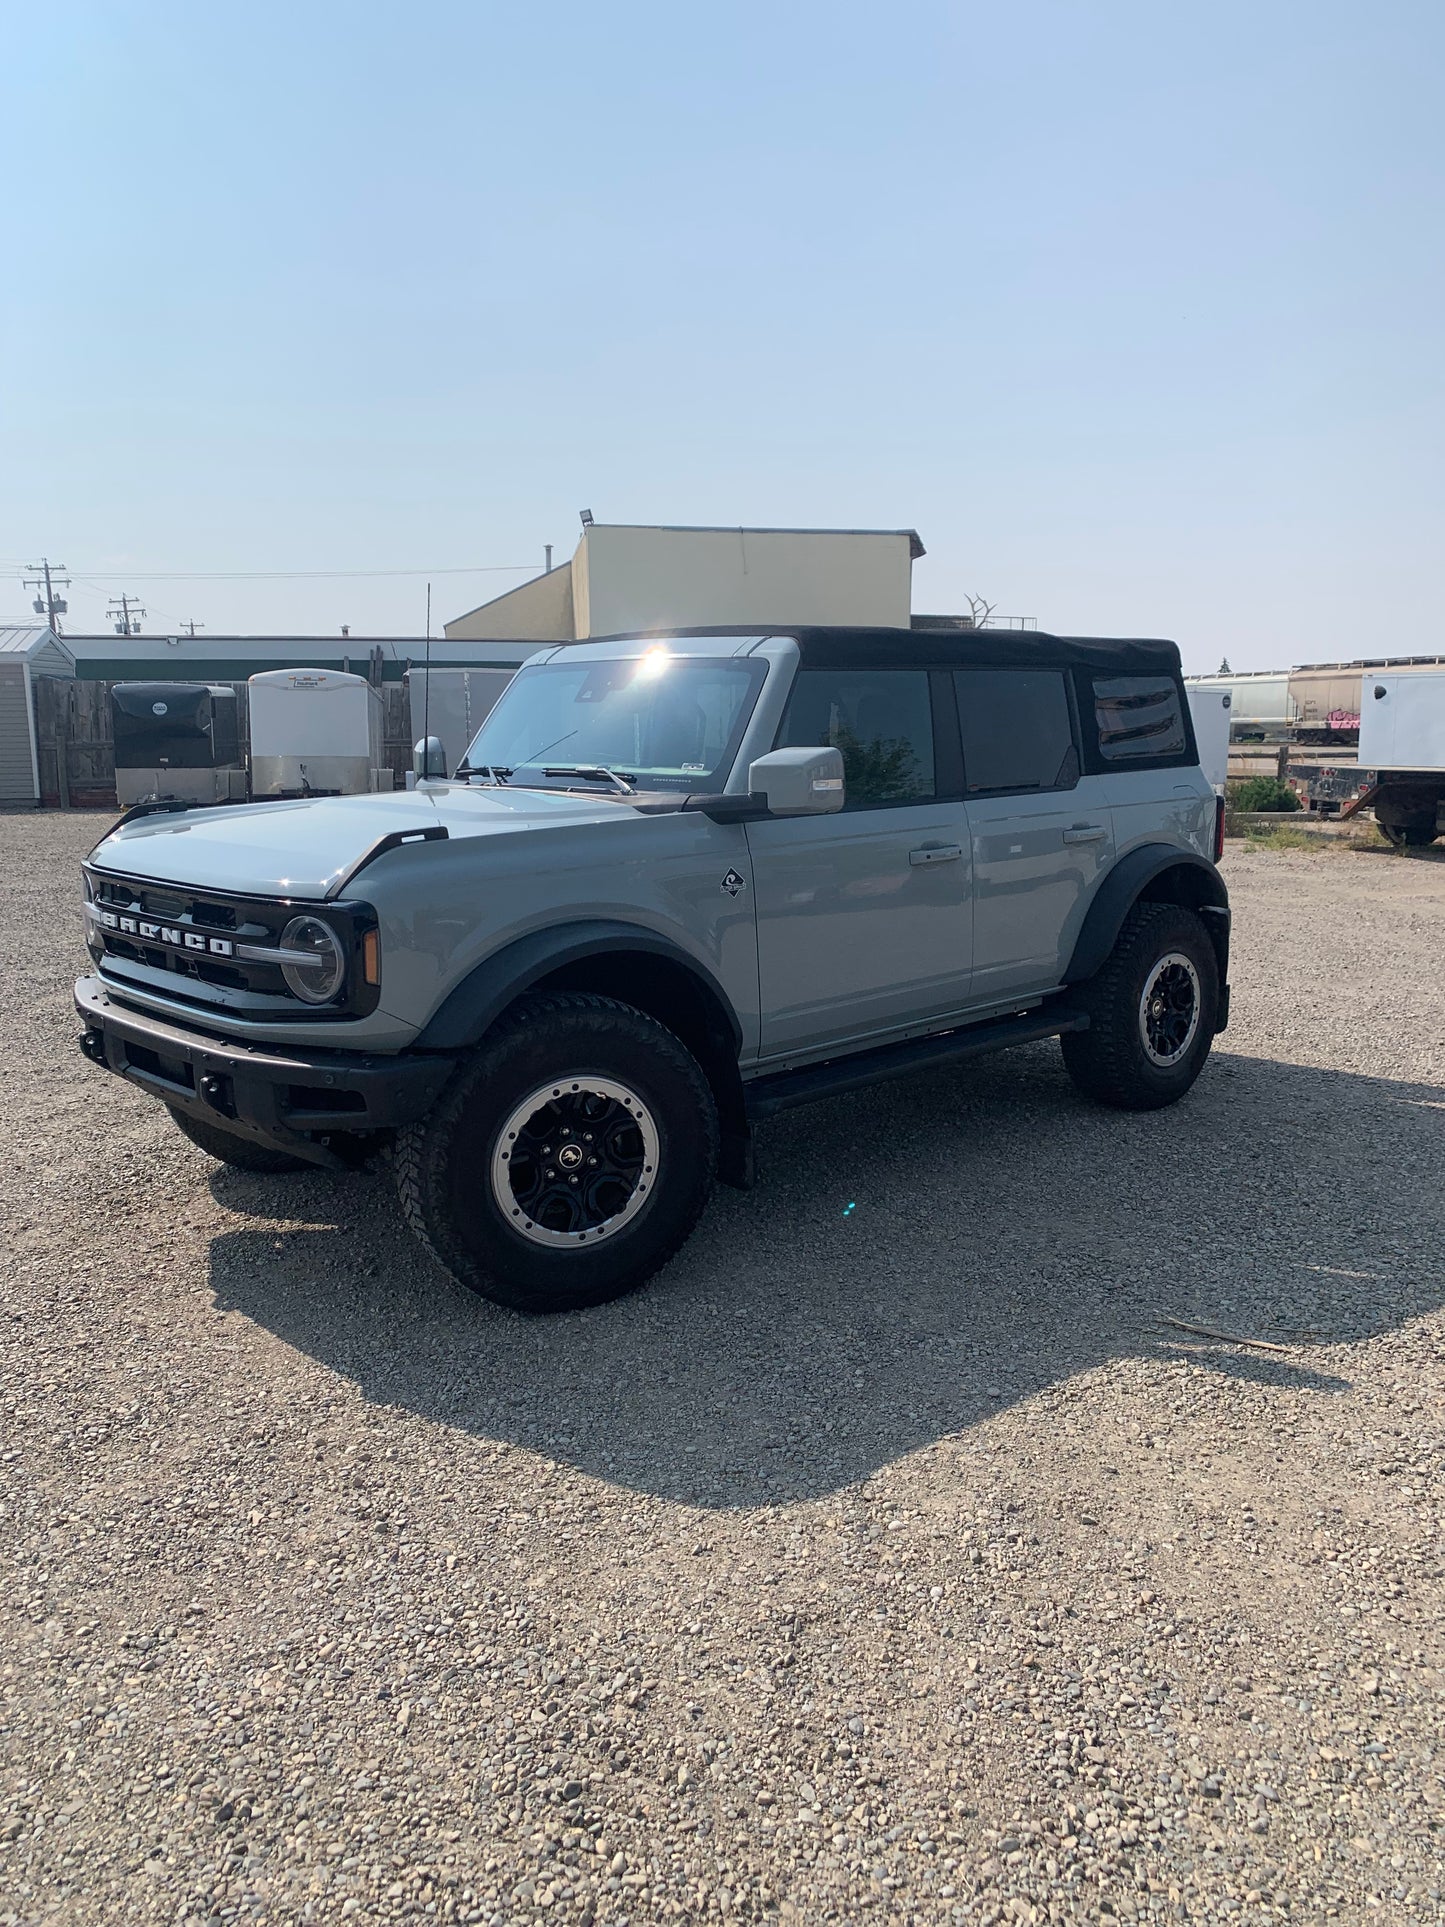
[205,1045,1445,1508]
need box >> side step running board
[744,1007,1089,1121]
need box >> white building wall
[575,526,915,637]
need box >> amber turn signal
[362,928,381,986]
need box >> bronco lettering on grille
[97,908,235,957]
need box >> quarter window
[1092,676,1188,762]
[953,670,1077,793]
[777,669,936,806]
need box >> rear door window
[777,669,936,807]
[1092,676,1188,762]
[953,669,1078,793]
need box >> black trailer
[110,683,244,808]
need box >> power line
[22,562,538,583]
[107,594,146,635]
[22,559,71,632]
[72,577,188,631]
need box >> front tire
[392,992,718,1313]
[167,1106,313,1173]
[1061,902,1219,1111]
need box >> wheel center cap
[557,1144,585,1172]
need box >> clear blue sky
[3,0,1441,670]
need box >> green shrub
[1228,776,1301,814]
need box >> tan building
[444,522,924,642]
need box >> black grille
[101,935,249,991]
[83,868,379,1021]
[92,875,251,935]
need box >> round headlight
[279,915,347,1005]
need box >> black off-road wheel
[1060,901,1219,1111]
[167,1105,313,1174]
[392,992,719,1314]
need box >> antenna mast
[423,581,432,775]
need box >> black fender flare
[1063,846,1230,989]
[414,919,744,1055]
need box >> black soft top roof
[586,624,1182,677]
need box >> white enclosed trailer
[1355,671,1445,845]
[1186,686,1232,792]
[248,668,389,798]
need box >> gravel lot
[2,815,1442,1927]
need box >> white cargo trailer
[248,668,390,798]
[1355,671,1445,846]
[1186,686,1232,793]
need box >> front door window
[777,669,937,806]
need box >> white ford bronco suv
[76,626,1230,1313]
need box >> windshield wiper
[456,763,512,783]
[543,764,637,795]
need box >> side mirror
[747,746,845,816]
[413,735,448,779]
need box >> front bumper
[75,975,455,1165]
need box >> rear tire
[168,1106,313,1173]
[1379,821,1437,849]
[1061,902,1219,1111]
[392,992,718,1313]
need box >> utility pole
[108,594,146,636]
[23,559,70,633]
[181,619,204,638]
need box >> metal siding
[0,662,38,803]
[0,625,76,671]
[30,640,74,676]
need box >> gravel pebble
[2,816,1442,1925]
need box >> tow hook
[198,1073,236,1118]
[79,1028,107,1066]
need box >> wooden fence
[33,678,414,809]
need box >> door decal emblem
[720,868,746,898]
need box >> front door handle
[1062,824,1106,844]
[909,844,963,865]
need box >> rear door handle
[1062,825,1106,844]
[909,844,963,865]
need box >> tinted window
[778,669,935,806]
[954,670,1077,792]
[1093,676,1188,762]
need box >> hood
[88,783,627,899]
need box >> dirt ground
[1,815,1442,1926]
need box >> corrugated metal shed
[0,627,75,806]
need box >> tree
[965,594,997,629]
[1217,656,1232,674]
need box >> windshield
[461,650,765,792]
